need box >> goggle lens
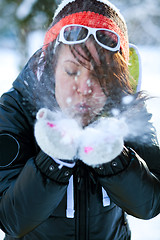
[64,26,88,42]
[96,30,119,49]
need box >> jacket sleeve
[0,90,74,238]
[94,144,160,220]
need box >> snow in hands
[34,96,153,166]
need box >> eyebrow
[64,60,80,66]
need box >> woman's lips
[74,103,91,113]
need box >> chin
[76,114,95,128]
[66,109,99,127]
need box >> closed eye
[65,70,78,76]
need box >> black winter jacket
[1,54,160,240]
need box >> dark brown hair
[66,37,133,113]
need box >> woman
[1,0,160,239]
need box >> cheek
[94,94,106,108]
[55,77,74,109]
[92,85,107,105]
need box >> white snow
[122,95,134,105]
[0,48,19,93]
[16,0,38,20]
[66,97,72,104]
[0,43,160,239]
[27,30,45,56]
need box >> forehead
[58,41,101,66]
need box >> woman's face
[55,42,107,126]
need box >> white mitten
[78,117,128,166]
[34,108,82,160]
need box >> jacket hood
[13,49,59,117]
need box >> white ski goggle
[58,24,121,52]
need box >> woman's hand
[78,117,128,166]
[34,108,82,160]
[34,108,128,165]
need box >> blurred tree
[0,0,160,68]
[112,0,160,45]
[0,0,57,68]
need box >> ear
[129,44,142,93]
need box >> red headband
[44,11,129,62]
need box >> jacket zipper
[75,162,89,240]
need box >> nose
[76,77,93,96]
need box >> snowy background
[0,0,160,238]
[0,36,160,239]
